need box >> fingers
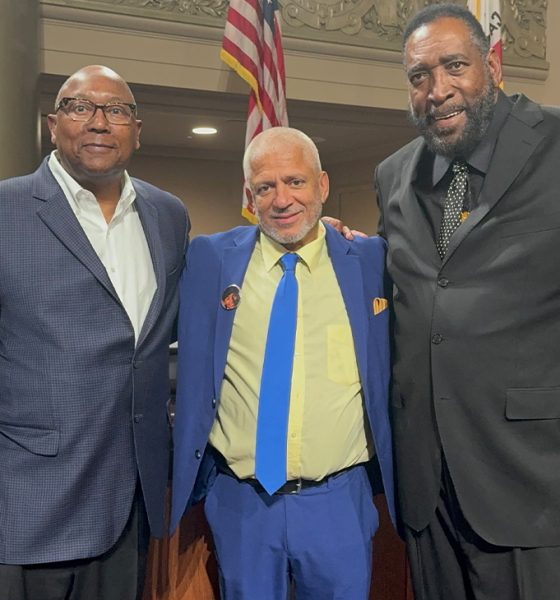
[342,225,354,240]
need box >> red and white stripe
[221,0,289,222]
[468,0,503,76]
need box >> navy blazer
[0,158,189,563]
[170,224,395,532]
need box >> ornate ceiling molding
[502,0,547,68]
[279,0,376,35]
[117,0,229,19]
[41,0,549,75]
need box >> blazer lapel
[33,164,119,303]
[444,95,544,264]
[135,192,166,347]
[391,139,442,265]
[213,227,258,396]
[325,226,369,391]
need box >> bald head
[55,65,136,109]
[47,64,142,196]
[243,127,322,181]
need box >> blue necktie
[255,252,299,495]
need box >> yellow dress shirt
[209,223,373,480]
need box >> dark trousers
[405,462,560,600]
[0,492,150,600]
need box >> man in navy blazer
[0,66,189,600]
[171,127,394,598]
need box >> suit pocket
[505,387,560,420]
[0,421,59,455]
[498,212,560,238]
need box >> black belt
[213,450,355,495]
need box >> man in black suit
[375,4,560,599]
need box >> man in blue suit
[171,127,394,599]
[0,65,189,599]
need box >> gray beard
[409,80,497,160]
[256,204,323,248]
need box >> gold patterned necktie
[437,161,469,259]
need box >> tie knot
[280,253,298,272]
[452,161,468,176]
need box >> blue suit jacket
[170,224,395,532]
[0,158,189,563]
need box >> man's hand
[321,216,367,240]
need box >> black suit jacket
[376,94,560,547]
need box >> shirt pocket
[327,325,359,386]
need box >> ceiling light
[192,126,218,135]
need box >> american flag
[221,0,289,222]
[468,0,503,82]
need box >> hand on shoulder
[321,216,367,240]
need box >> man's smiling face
[47,66,142,189]
[405,16,501,158]
[249,142,329,251]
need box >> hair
[243,127,322,180]
[402,3,490,58]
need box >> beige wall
[327,158,381,235]
[41,2,560,111]
[41,1,560,237]
[129,153,381,238]
[540,0,560,105]
[130,155,246,237]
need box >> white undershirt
[48,151,156,344]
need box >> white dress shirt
[48,151,156,344]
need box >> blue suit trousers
[204,465,378,600]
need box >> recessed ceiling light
[192,126,218,135]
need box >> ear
[134,119,142,151]
[245,183,255,209]
[487,47,502,89]
[47,114,57,145]
[319,171,330,204]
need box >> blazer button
[438,277,449,288]
[195,449,202,459]
[133,414,143,423]
[431,333,444,345]
[212,398,217,409]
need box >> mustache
[424,104,467,125]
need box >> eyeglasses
[55,97,137,125]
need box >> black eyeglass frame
[55,97,138,124]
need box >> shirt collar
[260,221,326,273]
[48,150,136,217]
[432,91,513,187]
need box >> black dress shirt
[413,91,513,241]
